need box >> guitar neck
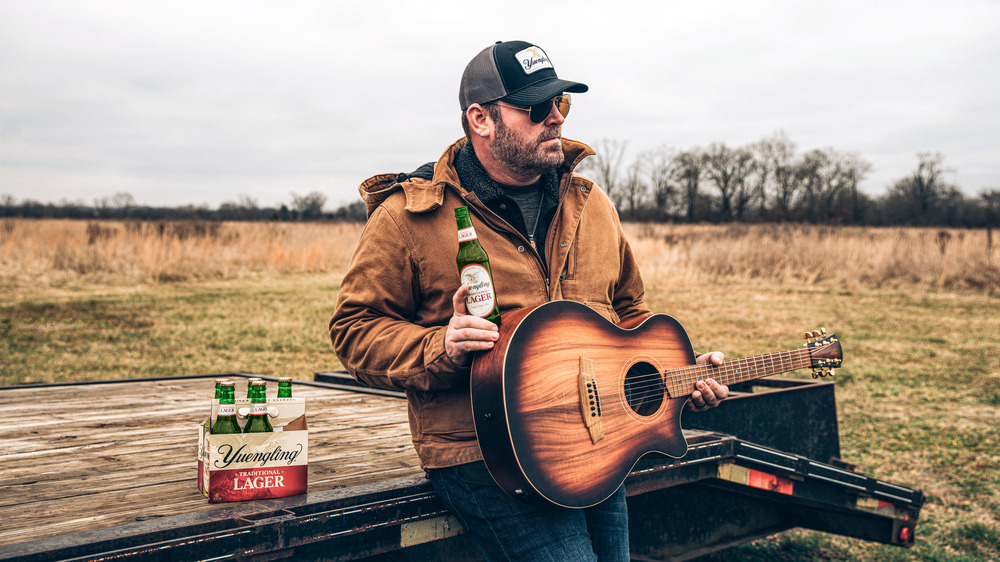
[666,348,813,398]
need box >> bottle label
[218,404,236,416]
[251,403,268,415]
[457,226,477,243]
[460,263,496,318]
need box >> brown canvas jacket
[329,137,651,469]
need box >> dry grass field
[2,218,997,292]
[0,218,361,287]
[2,218,999,560]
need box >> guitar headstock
[803,328,842,378]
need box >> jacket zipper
[463,197,550,300]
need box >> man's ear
[466,104,493,139]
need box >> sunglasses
[494,94,572,124]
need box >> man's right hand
[445,284,500,367]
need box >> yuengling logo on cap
[514,46,554,75]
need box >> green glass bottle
[205,378,230,432]
[277,377,293,398]
[455,206,501,325]
[243,381,273,433]
[211,382,242,434]
[246,378,262,398]
[214,378,228,399]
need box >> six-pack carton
[197,390,308,503]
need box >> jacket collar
[358,137,594,217]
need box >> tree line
[0,190,368,222]
[2,131,997,227]
[578,132,999,227]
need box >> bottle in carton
[211,382,242,434]
[243,381,273,433]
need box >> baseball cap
[459,40,589,111]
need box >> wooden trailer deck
[0,374,421,548]
[1,375,924,561]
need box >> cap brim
[500,78,589,106]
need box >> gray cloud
[1,0,997,209]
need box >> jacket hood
[357,137,595,218]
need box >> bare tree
[837,152,873,223]
[703,143,754,221]
[219,193,263,220]
[766,133,800,221]
[618,159,648,219]
[236,193,259,211]
[885,152,960,225]
[111,192,137,210]
[640,146,678,221]
[753,131,797,219]
[981,188,1000,227]
[794,149,833,222]
[291,191,327,221]
[673,149,703,222]
[577,139,627,207]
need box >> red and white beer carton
[197,395,308,503]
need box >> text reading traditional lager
[455,206,501,325]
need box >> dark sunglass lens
[528,96,571,123]
[529,101,550,124]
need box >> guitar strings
[587,349,812,407]
[617,351,811,397]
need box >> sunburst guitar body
[470,300,842,508]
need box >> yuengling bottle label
[460,263,497,317]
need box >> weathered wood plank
[0,377,422,546]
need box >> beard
[488,116,564,178]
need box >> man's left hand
[687,351,728,412]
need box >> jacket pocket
[410,386,477,439]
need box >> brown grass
[626,223,1000,293]
[0,218,364,287]
[1,219,997,293]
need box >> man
[330,40,728,561]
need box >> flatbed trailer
[0,373,922,561]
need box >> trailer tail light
[717,464,794,495]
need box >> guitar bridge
[578,357,604,444]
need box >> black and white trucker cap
[458,40,589,111]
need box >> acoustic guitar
[470,300,842,508]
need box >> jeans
[427,461,630,562]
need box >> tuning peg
[811,330,822,338]
[803,332,812,341]
[820,328,827,335]
[828,369,835,377]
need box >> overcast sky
[1,0,998,209]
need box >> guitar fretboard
[663,348,813,398]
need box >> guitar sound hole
[623,362,664,417]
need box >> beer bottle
[246,378,263,398]
[243,381,273,433]
[211,382,242,434]
[214,378,229,399]
[277,377,293,398]
[205,378,230,432]
[455,206,501,325]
